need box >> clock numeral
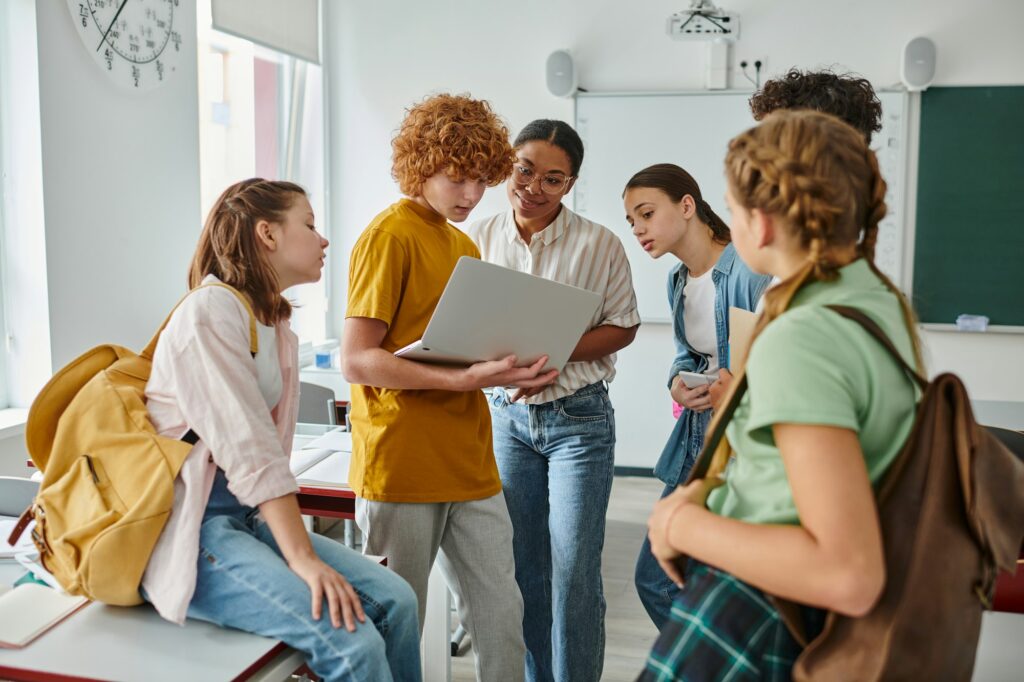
[131,65,140,88]
[156,60,165,81]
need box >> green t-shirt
[706,259,919,525]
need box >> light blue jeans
[634,482,681,630]
[184,471,421,682]
[489,382,616,682]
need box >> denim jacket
[653,243,772,485]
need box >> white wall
[35,0,202,370]
[0,2,203,468]
[323,0,1024,469]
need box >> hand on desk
[288,554,366,632]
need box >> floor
[451,476,661,681]
[443,475,1024,682]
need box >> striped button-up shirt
[468,205,640,404]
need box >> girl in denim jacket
[624,164,770,629]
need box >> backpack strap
[140,282,260,361]
[684,370,748,484]
[141,282,260,446]
[825,305,928,392]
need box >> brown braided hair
[188,178,306,325]
[725,109,923,370]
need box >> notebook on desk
[0,583,90,649]
[394,257,602,373]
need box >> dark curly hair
[749,68,882,142]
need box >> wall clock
[66,0,183,91]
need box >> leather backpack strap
[140,282,260,361]
[685,370,749,484]
[825,305,927,391]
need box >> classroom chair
[298,381,338,426]
[0,476,38,517]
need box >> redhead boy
[342,94,555,681]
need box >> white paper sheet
[295,451,351,488]
[301,428,352,453]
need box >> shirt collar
[503,204,571,246]
[400,198,448,227]
[673,242,737,282]
[713,243,737,276]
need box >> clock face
[66,0,183,91]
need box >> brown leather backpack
[690,305,1024,680]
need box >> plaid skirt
[637,562,825,682]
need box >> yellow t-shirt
[345,199,501,502]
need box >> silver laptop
[394,256,602,373]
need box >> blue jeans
[634,482,681,630]
[185,471,421,682]
[489,382,615,682]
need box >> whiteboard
[574,90,908,323]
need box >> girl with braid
[638,109,923,680]
[623,165,770,629]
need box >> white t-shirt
[683,268,719,373]
[754,276,782,314]
[254,322,282,409]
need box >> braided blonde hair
[725,109,923,370]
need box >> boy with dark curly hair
[342,93,554,680]
[748,67,883,142]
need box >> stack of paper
[289,427,352,489]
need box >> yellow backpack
[8,283,257,605]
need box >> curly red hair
[392,93,514,197]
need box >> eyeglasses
[511,164,574,195]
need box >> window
[196,0,327,344]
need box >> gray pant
[356,492,526,682]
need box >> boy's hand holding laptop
[395,257,602,382]
[462,354,559,394]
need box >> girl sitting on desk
[142,179,420,682]
[624,163,770,629]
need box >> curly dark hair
[749,68,882,142]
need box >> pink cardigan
[142,277,300,624]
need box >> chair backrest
[0,476,40,517]
[988,426,1024,463]
[298,381,336,425]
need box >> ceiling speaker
[901,37,936,92]
[546,50,577,98]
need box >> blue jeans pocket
[556,390,608,422]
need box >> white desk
[0,426,454,682]
[0,562,305,682]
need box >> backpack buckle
[29,505,53,557]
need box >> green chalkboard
[913,86,1024,326]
